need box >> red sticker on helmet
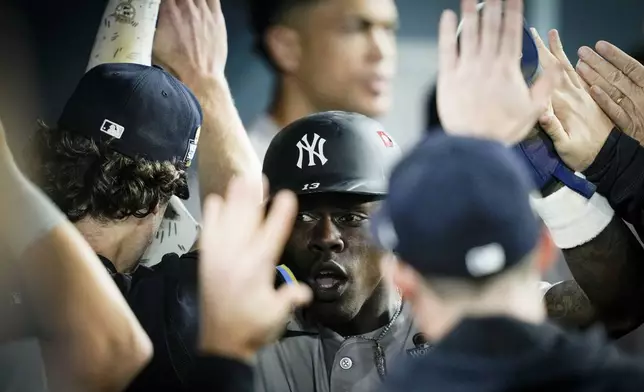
[377,131,394,148]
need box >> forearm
[0,162,151,391]
[536,178,644,337]
[186,75,262,201]
[584,128,644,225]
[544,280,597,329]
[23,225,152,392]
[559,215,644,338]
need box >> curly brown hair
[27,122,188,223]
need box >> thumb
[275,284,313,312]
[539,112,566,144]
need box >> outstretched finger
[199,194,224,261]
[262,175,270,203]
[529,64,564,126]
[438,9,459,72]
[574,60,592,93]
[530,28,558,69]
[207,0,222,13]
[499,0,524,59]
[576,60,624,103]
[256,190,298,274]
[219,176,264,247]
[548,29,581,88]
[480,0,502,57]
[596,40,644,88]
[458,0,480,59]
[275,284,313,313]
[589,85,629,133]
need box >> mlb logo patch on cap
[100,119,125,139]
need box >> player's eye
[297,213,316,223]
[337,214,367,225]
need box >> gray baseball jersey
[254,303,431,392]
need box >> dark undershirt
[99,252,255,392]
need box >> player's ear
[264,24,302,74]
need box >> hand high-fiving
[437,0,562,145]
[534,29,614,171]
[153,0,228,85]
[576,41,644,146]
[197,177,312,361]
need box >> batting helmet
[263,111,401,196]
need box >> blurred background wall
[6,0,644,158]
[6,0,644,214]
[2,0,644,350]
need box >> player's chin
[309,295,359,323]
[309,278,350,303]
[353,93,391,118]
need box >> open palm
[438,0,562,145]
[198,177,312,359]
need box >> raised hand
[534,29,614,171]
[576,41,644,146]
[153,0,228,84]
[437,0,562,145]
[198,177,312,361]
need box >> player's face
[282,193,387,323]
[294,0,398,117]
[133,203,169,262]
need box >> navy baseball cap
[58,63,203,168]
[371,134,542,279]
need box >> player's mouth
[365,75,391,95]
[308,261,349,302]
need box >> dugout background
[1,0,644,356]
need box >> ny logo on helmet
[296,133,328,169]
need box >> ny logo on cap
[296,133,328,169]
[100,119,125,139]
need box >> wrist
[181,72,227,93]
[182,74,231,110]
[530,178,614,249]
[583,127,621,180]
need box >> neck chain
[344,292,403,380]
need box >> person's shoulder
[130,250,199,304]
[128,250,202,389]
[146,250,199,279]
[590,343,644,388]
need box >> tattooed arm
[544,213,644,338]
[544,280,596,329]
